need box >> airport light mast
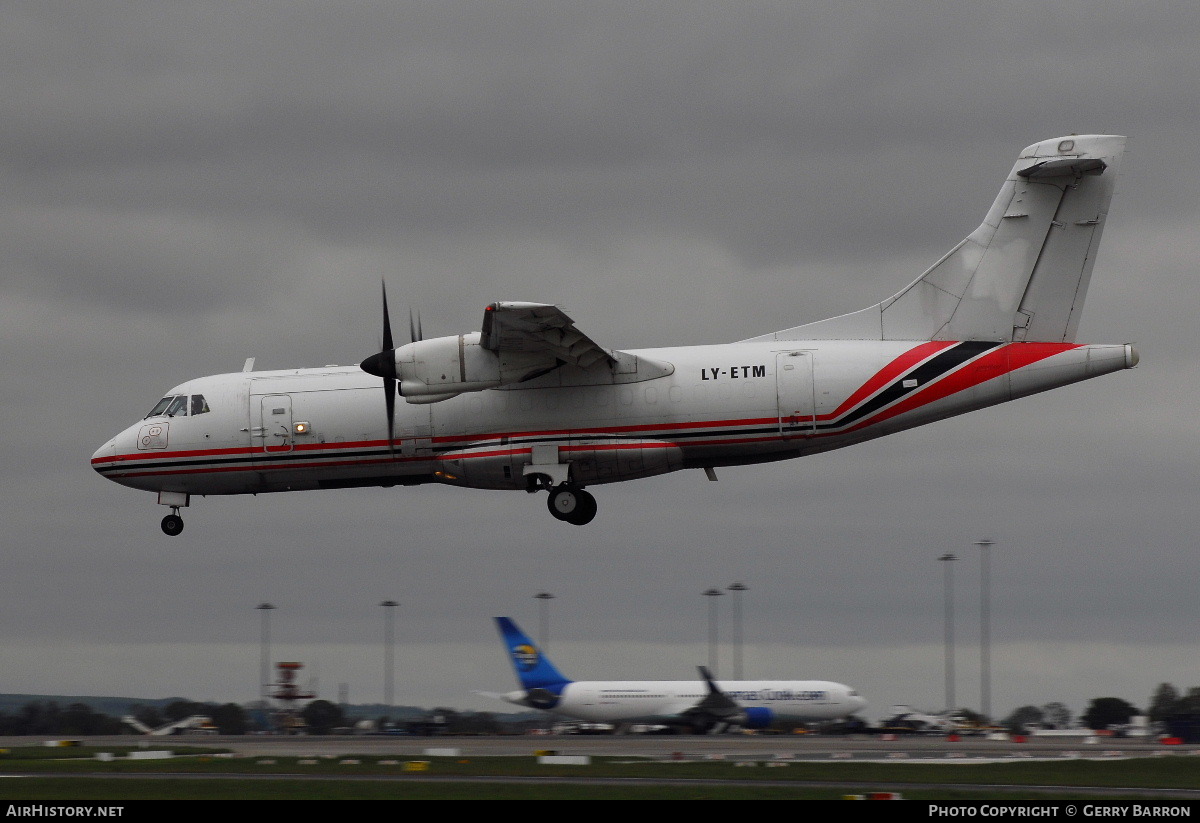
[534,592,555,652]
[256,602,276,705]
[702,588,724,677]
[976,539,996,724]
[380,600,398,708]
[937,553,957,714]
[727,582,748,680]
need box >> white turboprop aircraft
[92,134,1136,534]
[492,617,865,732]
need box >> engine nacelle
[395,332,558,401]
[739,707,774,729]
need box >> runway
[8,733,1189,763]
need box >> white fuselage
[502,679,865,724]
[92,338,1136,497]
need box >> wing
[678,666,745,728]
[481,302,615,371]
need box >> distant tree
[452,711,501,735]
[164,700,207,722]
[300,700,346,735]
[1081,697,1137,730]
[1149,683,1181,723]
[1166,687,1200,717]
[1041,702,1071,729]
[210,703,248,735]
[19,702,62,735]
[60,703,121,736]
[1002,705,1043,734]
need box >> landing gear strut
[161,509,184,536]
[547,485,597,525]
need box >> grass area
[0,777,1192,801]
[0,747,1197,800]
[0,745,226,761]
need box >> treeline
[0,702,125,736]
[1002,683,1200,733]
[0,699,510,736]
[0,699,248,736]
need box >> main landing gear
[546,485,597,526]
[161,508,184,536]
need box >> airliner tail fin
[494,616,571,691]
[750,134,1127,343]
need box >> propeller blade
[359,283,398,455]
[409,308,423,343]
[382,285,394,352]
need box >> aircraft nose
[91,439,116,472]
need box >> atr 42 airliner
[92,135,1136,534]
[491,617,865,732]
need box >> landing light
[293,422,310,435]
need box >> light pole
[937,553,957,714]
[702,588,724,676]
[380,600,398,708]
[727,582,748,679]
[534,592,555,651]
[976,539,995,724]
[256,603,276,705]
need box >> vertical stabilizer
[749,135,1126,343]
[494,616,572,691]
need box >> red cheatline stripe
[93,416,781,466]
[817,340,956,421]
[832,342,1080,435]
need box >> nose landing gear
[161,509,184,536]
[547,485,597,525]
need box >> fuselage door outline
[775,351,815,438]
[256,393,294,453]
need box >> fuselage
[502,678,865,724]
[92,338,1137,498]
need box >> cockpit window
[146,397,175,418]
[146,394,211,418]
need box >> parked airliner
[92,135,1136,533]
[491,617,864,732]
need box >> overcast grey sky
[4,0,1199,722]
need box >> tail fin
[494,617,571,691]
[750,134,1126,343]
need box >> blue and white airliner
[492,617,865,733]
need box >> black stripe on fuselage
[787,341,1001,435]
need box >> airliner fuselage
[502,678,865,726]
[91,134,1136,532]
[92,339,1135,499]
